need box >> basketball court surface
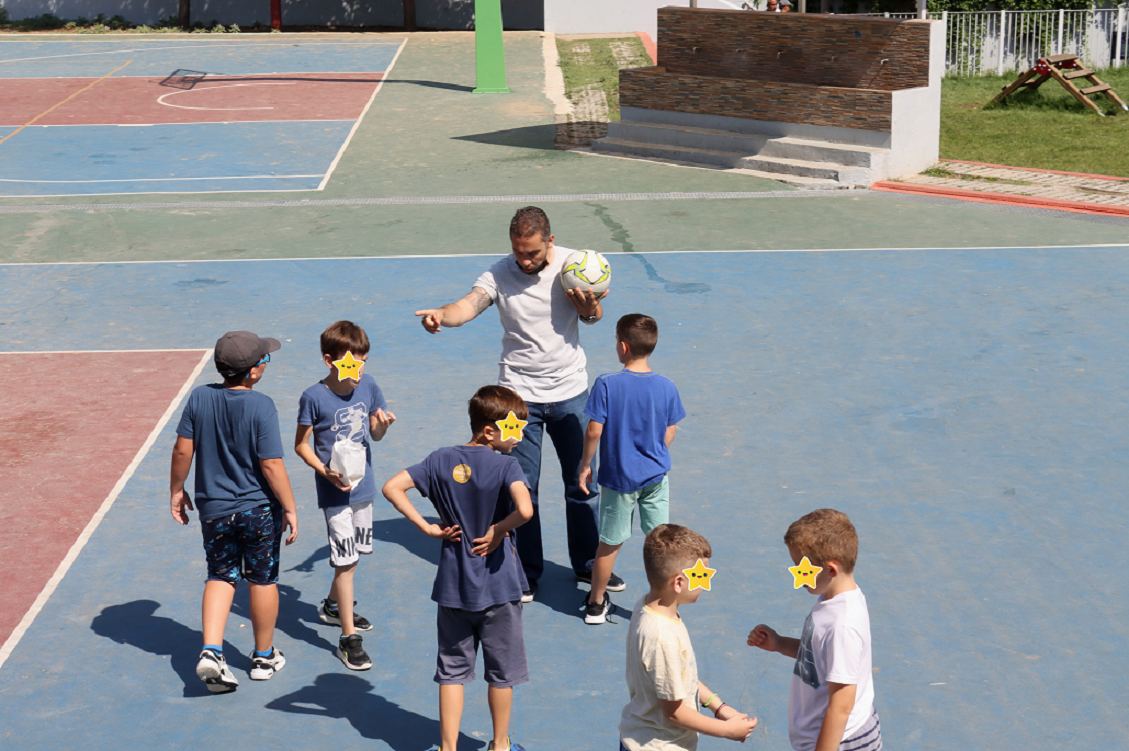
[1,30,1127,751]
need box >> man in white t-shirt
[747,509,882,751]
[415,206,620,600]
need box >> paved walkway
[898,160,1129,208]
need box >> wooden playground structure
[988,53,1129,116]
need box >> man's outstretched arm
[415,287,493,333]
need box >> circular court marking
[156,81,296,111]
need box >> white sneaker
[196,649,239,693]
[249,648,286,680]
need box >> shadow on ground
[267,673,479,750]
[90,599,211,697]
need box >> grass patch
[941,69,1129,177]
[556,36,652,122]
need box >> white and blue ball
[560,249,611,296]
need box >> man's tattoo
[469,287,493,314]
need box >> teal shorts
[598,476,669,546]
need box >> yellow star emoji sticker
[789,556,823,590]
[682,558,717,592]
[495,411,528,442]
[332,351,363,382]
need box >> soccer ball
[560,249,611,296]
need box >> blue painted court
[0,38,405,196]
[1,245,1128,751]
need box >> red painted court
[0,73,386,126]
[0,351,207,646]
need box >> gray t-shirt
[474,245,589,403]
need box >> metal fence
[853,8,1128,75]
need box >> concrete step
[606,120,770,155]
[605,120,888,172]
[737,155,872,187]
[758,137,889,170]
[728,169,845,190]
[591,137,748,169]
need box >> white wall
[543,1,739,42]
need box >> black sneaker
[319,600,373,631]
[576,569,626,592]
[584,591,612,625]
[195,649,238,693]
[249,647,286,680]
[337,634,372,671]
[520,580,538,604]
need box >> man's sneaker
[319,600,373,631]
[584,591,612,625]
[249,648,286,681]
[520,580,538,604]
[487,738,526,751]
[196,649,238,693]
[337,634,372,671]
[576,568,626,592]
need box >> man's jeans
[510,389,600,581]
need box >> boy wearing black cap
[170,331,300,694]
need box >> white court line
[1,244,1127,268]
[157,81,295,111]
[318,37,407,192]
[0,348,211,354]
[0,175,323,184]
[0,41,406,64]
[0,348,212,673]
[0,120,355,128]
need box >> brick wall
[657,8,931,92]
[620,68,893,131]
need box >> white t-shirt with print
[620,598,700,751]
[474,245,588,404]
[788,587,875,751]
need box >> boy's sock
[203,644,223,654]
[253,648,274,658]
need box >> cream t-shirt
[473,246,589,404]
[620,598,700,751]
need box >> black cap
[214,331,281,378]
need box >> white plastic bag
[329,439,367,489]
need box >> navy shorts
[435,601,529,688]
[200,504,282,585]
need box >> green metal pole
[473,0,510,93]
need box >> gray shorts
[840,708,882,751]
[435,601,529,688]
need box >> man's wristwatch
[579,313,599,324]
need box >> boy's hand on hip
[748,624,779,653]
[425,523,462,542]
[578,464,593,495]
[283,510,299,545]
[722,714,758,742]
[170,490,193,525]
[471,524,505,556]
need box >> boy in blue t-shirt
[382,385,535,751]
[295,321,396,671]
[170,330,299,693]
[578,314,686,625]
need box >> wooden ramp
[988,54,1129,116]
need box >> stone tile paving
[901,161,1129,207]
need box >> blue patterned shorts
[200,504,282,585]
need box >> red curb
[939,159,1129,183]
[871,181,1129,218]
[636,31,658,65]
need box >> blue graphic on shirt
[793,613,819,689]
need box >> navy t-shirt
[407,445,529,611]
[584,370,686,493]
[297,375,387,508]
[175,384,285,521]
